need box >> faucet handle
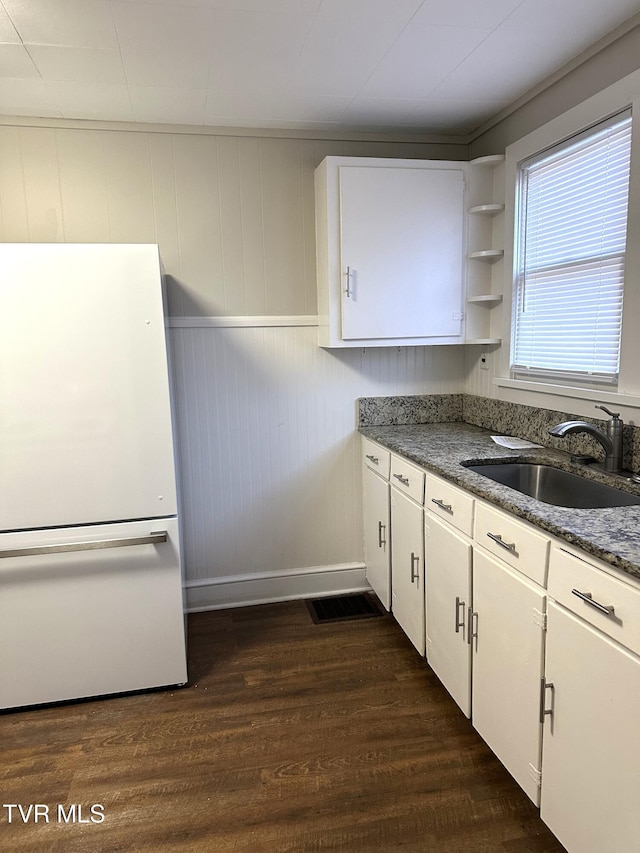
[595,405,621,420]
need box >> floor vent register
[307,593,383,624]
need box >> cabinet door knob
[393,473,410,486]
[378,521,386,549]
[455,596,466,633]
[366,454,379,465]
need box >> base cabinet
[541,602,640,852]
[361,437,640,848]
[425,510,546,803]
[363,463,391,610]
[391,487,424,655]
[424,512,472,717]
[472,548,546,805]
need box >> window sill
[494,377,640,411]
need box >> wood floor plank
[0,601,565,852]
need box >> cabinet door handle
[366,454,379,465]
[455,596,466,633]
[431,498,453,513]
[571,588,615,616]
[539,678,554,724]
[466,607,478,645]
[378,521,386,549]
[487,531,517,554]
[410,552,420,584]
[393,473,410,486]
[345,265,352,298]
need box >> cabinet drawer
[474,501,549,587]
[549,546,640,656]
[390,454,424,504]
[362,437,390,479]
[425,473,474,536]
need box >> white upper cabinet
[315,156,467,348]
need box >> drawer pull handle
[431,498,453,513]
[487,531,517,554]
[378,521,386,549]
[410,552,420,584]
[455,596,466,633]
[365,454,379,465]
[393,474,410,486]
[571,588,615,617]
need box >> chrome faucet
[548,405,624,473]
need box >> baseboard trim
[185,562,369,612]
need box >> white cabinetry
[424,478,548,804]
[315,156,467,348]
[424,511,472,716]
[362,438,391,610]
[361,439,640,846]
[540,546,640,852]
[472,547,547,804]
[391,488,425,654]
[474,501,550,587]
[390,455,425,654]
[424,472,474,716]
[471,502,549,804]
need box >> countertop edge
[360,423,640,583]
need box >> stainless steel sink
[465,462,640,508]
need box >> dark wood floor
[0,601,565,852]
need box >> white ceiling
[1,0,640,136]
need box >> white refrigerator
[0,243,188,710]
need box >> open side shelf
[467,294,503,305]
[470,154,505,167]
[468,249,504,262]
[469,203,505,216]
[466,154,505,346]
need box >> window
[511,111,632,386]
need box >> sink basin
[464,462,640,508]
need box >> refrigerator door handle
[0,531,168,559]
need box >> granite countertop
[360,421,640,582]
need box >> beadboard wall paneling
[169,323,464,608]
[464,345,501,399]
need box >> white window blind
[512,112,632,385]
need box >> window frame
[510,111,631,388]
[495,69,640,415]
